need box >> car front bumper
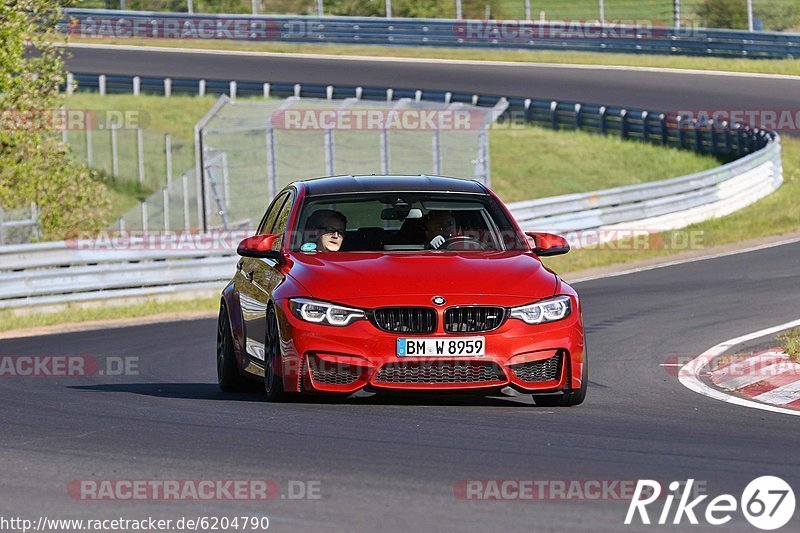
[275,298,586,395]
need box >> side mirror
[237,234,282,260]
[525,232,570,256]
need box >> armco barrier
[0,74,780,309]
[62,9,800,59]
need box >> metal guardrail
[0,74,780,309]
[62,9,800,59]
[0,204,41,246]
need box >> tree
[0,1,109,240]
[695,0,748,30]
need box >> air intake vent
[510,353,562,383]
[375,360,505,384]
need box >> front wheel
[532,356,587,407]
[217,304,250,392]
[264,306,289,402]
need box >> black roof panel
[298,175,487,196]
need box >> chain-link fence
[198,96,504,230]
[109,94,506,231]
[64,126,194,191]
[0,204,41,245]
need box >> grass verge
[542,136,800,274]
[69,38,800,77]
[0,297,219,335]
[778,329,800,362]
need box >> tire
[217,303,250,393]
[533,354,587,407]
[264,305,289,402]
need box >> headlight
[288,298,366,327]
[509,295,572,325]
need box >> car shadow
[69,382,547,407]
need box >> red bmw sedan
[217,175,586,406]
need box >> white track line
[679,318,800,417]
[570,235,800,285]
[62,43,800,81]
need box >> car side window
[268,192,294,251]
[257,192,289,235]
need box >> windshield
[291,193,526,253]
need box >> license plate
[396,337,485,357]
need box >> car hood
[286,251,557,306]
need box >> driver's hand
[430,235,446,249]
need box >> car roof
[296,175,488,196]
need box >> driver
[425,211,458,249]
[309,209,347,252]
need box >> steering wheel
[441,235,488,251]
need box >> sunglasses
[317,226,345,236]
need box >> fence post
[620,109,628,139]
[432,129,442,175]
[723,122,732,154]
[163,187,170,231]
[133,75,140,96]
[574,103,582,129]
[86,122,93,166]
[694,121,702,152]
[60,107,68,145]
[31,202,41,241]
[380,128,390,174]
[263,83,270,98]
[164,78,172,97]
[677,115,686,148]
[137,127,145,184]
[229,81,237,100]
[674,0,681,29]
[66,72,74,95]
[324,128,335,175]
[99,74,106,96]
[660,113,668,144]
[599,106,607,134]
[111,124,119,178]
[222,152,231,208]
[182,173,191,230]
[164,133,172,189]
[265,127,278,199]
[199,79,206,97]
[550,100,559,129]
[141,202,148,232]
[641,110,649,142]
[710,120,718,156]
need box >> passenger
[425,211,457,249]
[309,209,347,252]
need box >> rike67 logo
[625,477,795,530]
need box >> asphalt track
[0,47,798,532]
[65,45,800,112]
